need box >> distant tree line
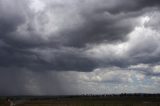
[80,93,160,97]
[0,93,160,101]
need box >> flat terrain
[0,95,160,106]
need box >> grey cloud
[129,65,160,77]
[0,0,139,72]
[0,0,160,72]
[61,12,137,47]
[1,0,143,48]
[86,9,160,70]
[1,0,160,96]
[0,0,27,35]
[107,0,160,13]
[2,0,160,96]
[0,44,97,71]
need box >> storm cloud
[0,0,160,95]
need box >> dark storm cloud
[0,0,27,35]
[60,12,136,47]
[107,0,160,13]
[0,0,132,71]
[140,0,160,8]
[3,0,138,48]
[0,44,97,71]
[0,0,160,72]
[1,0,160,95]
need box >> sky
[0,0,160,95]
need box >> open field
[0,95,160,106]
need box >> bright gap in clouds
[29,0,45,13]
[140,16,150,26]
[78,11,160,94]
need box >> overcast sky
[0,0,160,95]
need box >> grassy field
[0,96,160,106]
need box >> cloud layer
[0,0,160,95]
